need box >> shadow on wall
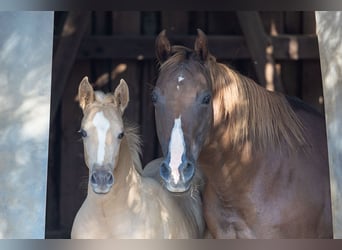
[316,11,342,238]
[0,12,53,239]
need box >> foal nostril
[160,161,171,180]
[90,172,97,185]
[105,172,114,185]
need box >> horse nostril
[106,173,114,185]
[160,161,171,180]
[90,172,97,185]
[182,161,195,181]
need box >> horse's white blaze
[178,75,184,83]
[169,116,185,183]
[93,111,110,164]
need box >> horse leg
[203,183,236,239]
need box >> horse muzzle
[90,169,114,194]
[160,159,195,193]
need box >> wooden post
[50,11,91,122]
[237,11,284,92]
[316,11,342,238]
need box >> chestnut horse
[152,29,333,238]
[71,77,205,238]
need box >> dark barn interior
[45,11,324,238]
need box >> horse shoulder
[71,198,111,239]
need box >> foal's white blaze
[169,116,185,183]
[93,111,110,164]
[178,75,184,83]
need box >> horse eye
[118,132,124,139]
[151,91,158,104]
[201,94,211,105]
[78,129,87,138]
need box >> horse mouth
[164,182,191,193]
[91,186,112,194]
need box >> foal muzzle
[90,169,114,194]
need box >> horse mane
[208,58,306,152]
[123,121,143,173]
[159,46,306,153]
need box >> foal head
[78,77,129,194]
[153,30,213,192]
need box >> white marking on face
[169,116,185,183]
[93,111,110,164]
[178,75,184,83]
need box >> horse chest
[203,182,257,238]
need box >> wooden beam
[53,34,319,61]
[51,11,91,122]
[237,11,284,92]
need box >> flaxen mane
[159,46,306,153]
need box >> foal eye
[151,91,158,104]
[78,129,87,138]
[201,94,211,105]
[117,132,124,139]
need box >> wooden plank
[91,11,112,92]
[139,62,160,166]
[141,11,160,35]
[278,11,300,97]
[112,11,140,34]
[51,11,91,122]
[301,60,324,112]
[59,60,91,237]
[316,11,342,238]
[188,11,207,34]
[284,11,302,33]
[112,11,141,126]
[260,11,284,35]
[161,11,189,34]
[208,11,240,35]
[55,13,92,238]
[56,35,319,60]
[301,12,323,111]
[302,12,322,109]
[237,11,284,92]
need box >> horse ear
[114,79,129,113]
[194,28,208,61]
[155,29,171,63]
[78,76,95,111]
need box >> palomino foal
[71,77,205,239]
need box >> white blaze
[93,111,110,164]
[169,116,185,183]
[177,75,184,91]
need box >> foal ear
[194,28,209,61]
[155,29,171,63]
[78,76,95,111]
[114,79,129,113]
